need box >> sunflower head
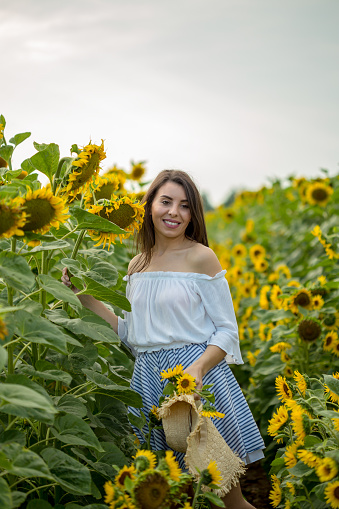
[291,289,313,310]
[149,405,162,426]
[323,331,338,352]
[115,465,136,489]
[87,196,145,249]
[201,460,222,487]
[134,470,169,509]
[0,196,27,238]
[275,375,293,401]
[160,364,184,381]
[84,173,120,205]
[130,161,146,181]
[306,181,333,206]
[134,450,157,472]
[66,140,106,200]
[249,244,266,261]
[298,318,322,342]
[21,185,70,235]
[158,451,182,481]
[325,480,339,508]
[315,457,338,482]
[176,373,196,394]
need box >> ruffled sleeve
[193,271,244,365]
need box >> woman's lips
[163,219,181,228]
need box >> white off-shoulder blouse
[117,269,244,365]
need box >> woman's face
[151,181,191,239]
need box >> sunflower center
[0,207,16,235]
[23,199,55,231]
[294,292,311,307]
[298,319,321,342]
[180,379,189,388]
[334,486,339,500]
[325,336,333,346]
[311,188,328,202]
[118,471,131,485]
[102,203,136,229]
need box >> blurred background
[1,0,339,206]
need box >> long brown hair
[128,170,209,275]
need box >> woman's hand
[61,267,80,294]
[184,345,226,400]
[183,363,204,400]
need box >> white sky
[1,0,339,205]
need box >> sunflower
[0,196,27,238]
[306,181,333,206]
[286,481,296,495]
[284,442,298,468]
[323,331,338,352]
[297,449,320,468]
[249,244,266,261]
[324,372,339,404]
[270,285,283,309]
[22,185,70,235]
[104,165,127,190]
[129,161,146,181]
[269,474,281,508]
[66,140,106,200]
[312,294,324,310]
[270,342,291,353]
[318,275,327,286]
[160,364,184,381]
[293,371,307,397]
[159,451,182,481]
[259,285,270,310]
[104,480,117,504]
[289,289,313,313]
[315,457,338,482]
[323,312,339,330]
[275,264,292,279]
[201,460,222,487]
[254,258,268,272]
[275,376,293,402]
[290,404,312,444]
[325,480,339,509]
[0,123,4,139]
[298,318,322,342]
[223,208,235,221]
[332,414,339,432]
[115,465,136,489]
[176,373,196,394]
[87,196,145,249]
[267,405,289,437]
[284,365,293,378]
[134,450,157,472]
[247,351,258,367]
[200,405,225,419]
[84,173,120,205]
[0,316,8,340]
[231,243,247,258]
[134,470,169,509]
[280,351,291,363]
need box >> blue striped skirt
[128,342,265,469]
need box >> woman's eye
[161,200,169,205]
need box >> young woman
[62,170,265,509]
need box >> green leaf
[80,275,131,311]
[0,114,6,127]
[323,374,339,397]
[128,411,147,430]
[0,478,12,509]
[0,384,56,413]
[29,143,60,182]
[71,206,125,233]
[41,448,92,495]
[0,442,53,479]
[0,430,26,446]
[21,157,36,174]
[203,491,225,507]
[51,414,104,451]
[82,369,143,407]
[19,364,72,386]
[0,345,8,372]
[45,309,119,345]
[37,274,81,307]
[0,251,35,292]
[288,460,314,477]
[0,145,14,163]
[163,382,176,396]
[9,132,31,146]
[24,239,71,253]
[27,501,53,509]
[11,491,27,508]
[12,310,69,354]
[54,394,87,418]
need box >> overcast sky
[1,0,339,205]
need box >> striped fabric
[128,342,265,469]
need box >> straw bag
[157,394,246,497]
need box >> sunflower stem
[6,239,16,375]
[71,229,86,260]
[192,478,203,508]
[39,251,48,315]
[53,157,69,194]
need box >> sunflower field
[0,113,338,509]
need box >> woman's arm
[61,267,119,334]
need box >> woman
[62,170,265,508]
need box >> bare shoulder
[128,253,144,272]
[189,243,222,277]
